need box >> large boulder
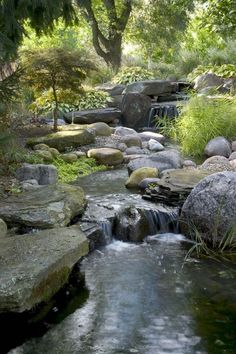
[181,172,236,242]
[127,150,183,174]
[124,80,177,95]
[204,136,231,158]
[87,148,124,166]
[27,129,95,152]
[16,164,58,185]
[125,167,158,189]
[121,93,151,129]
[64,108,121,125]
[0,184,86,229]
[0,225,89,312]
[194,73,224,91]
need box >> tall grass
[174,96,236,157]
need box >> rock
[124,80,177,95]
[79,222,105,252]
[114,204,178,242]
[144,169,212,206]
[183,160,197,168]
[124,154,145,163]
[49,148,60,157]
[113,126,138,136]
[148,139,164,152]
[89,122,112,136]
[125,147,146,155]
[229,159,236,170]
[138,178,161,190]
[0,184,86,229]
[127,150,183,174]
[125,167,158,189]
[0,225,88,312]
[232,141,236,152]
[105,142,127,152]
[121,93,152,129]
[33,143,50,151]
[20,179,40,191]
[229,151,236,161]
[64,108,121,125]
[204,137,231,158]
[222,78,236,93]
[61,153,78,163]
[120,134,142,147]
[194,73,224,91]
[200,156,234,172]
[138,131,165,144]
[87,148,124,166]
[27,129,95,152]
[16,164,58,185]
[181,172,236,243]
[96,83,126,96]
[0,218,7,238]
[35,150,54,162]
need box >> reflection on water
[11,235,236,354]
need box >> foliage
[21,47,95,130]
[53,156,106,182]
[184,224,236,261]
[155,115,178,138]
[113,66,154,84]
[29,88,111,116]
[206,0,236,37]
[188,64,236,81]
[0,0,76,60]
[173,96,236,157]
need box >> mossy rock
[61,153,78,163]
[88,148,124,166]
[125,167,158,189]
[33,143,51,151]
[27,129,95,152]
[35,150,54,162]
[89,122,112,136]
[49,148,60,157]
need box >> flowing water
[9,169,236,354]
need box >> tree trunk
[52,84,58,132]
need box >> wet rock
[138,131,165,144]
[27,129,95,152]
[125,167,158,189]
[16,164,58,185]
[88,148,124,166]
[124,80,177,96]
[120,134,142,148]
[127,150,183,174]
[0,218,7,238]
[0,184,86,229]
[89,122,112,136]
[200,156,234,172]
[138,178,161,190]
[121,93,152,129]
[181,172,236,243]
[0,225,89,312]
[79,222,105,251]
[148,139,164,152]
[64,108,121,125]
[204,137,231,158]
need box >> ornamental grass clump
[174,96,236,157]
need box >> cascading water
[144,207,179,235]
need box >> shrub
[173,96,236,157]
[113,66,154,84]
[188,64,236,82]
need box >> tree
[76,0,132,72]
[206,0,236,36]
[22,48,95,131]
[0,0,75,60]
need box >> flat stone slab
[0,226,89,312]
[124,80,177,96]
[64,108,122,125]
[0,184,86,229]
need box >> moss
[53,156,106,183]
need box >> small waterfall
[145,208,179,235]
[100,220,113,245]
[147,104,180,128]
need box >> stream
[10,168,236,354]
